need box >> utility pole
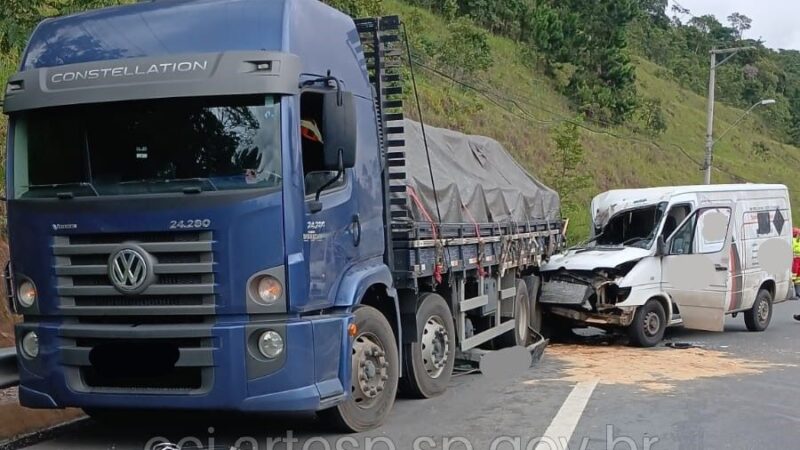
[703,46,756,184]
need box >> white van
[539,184,793,347]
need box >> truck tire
[399,293,456,399]
[496,279,531,347]
[744,289,773,332]
[319,305,399,432]
[526,276,543,335]
[627,299,666,347]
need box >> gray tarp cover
[402,120,561,225]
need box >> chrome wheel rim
[421,315,449,379]
[351,332,388,409]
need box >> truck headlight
[21,331,39,359]
[253,276,283,306]
[17,281,37,308]
[258,330,284,359]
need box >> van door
[662,206,733,331]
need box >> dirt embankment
[0,240,16,348]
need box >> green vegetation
[374,0,800,241]
[2,0,800,243]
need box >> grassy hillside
[388,0,800,240]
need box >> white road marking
[534,380,598,450]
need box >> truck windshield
[11,95,281,198]
[588,203,666,249]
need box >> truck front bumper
[16,313,352,413]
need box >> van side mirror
[322,91,357,170]
[656,235,667,256]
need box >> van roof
[591,184,788,227]
[596,183,787,203]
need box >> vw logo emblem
[108,246,152,294]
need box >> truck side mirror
[322,90,357,170]
[656,235,667,256]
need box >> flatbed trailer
[357,16,564,359]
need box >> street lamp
[711,99,776,147]
[703,46,757,185]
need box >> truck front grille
[64,336,213,392]
[52,231,217,393]
[53,231,216,316]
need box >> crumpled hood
[542,247,651,272]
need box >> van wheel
[496,280,531,347]
[744,289,773,332]
[628,300,666,347]
[319,305,399,432]
[399,293,456,399]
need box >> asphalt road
[16,301,800,450]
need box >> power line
[408,46,797,191]
[411,59,707,170]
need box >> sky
[671,0,800,50]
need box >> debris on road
[532,343,791,392]
[664,342,702,349]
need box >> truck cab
[540,184,792,346]
[4,0,392,429]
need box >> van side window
[660,203,691,239]
[696,208,731,253]
[669,207,731,255]
[670,214,696,255]
[300,91,345,195]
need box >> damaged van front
[540,191,678,347]
[540,184,793,347]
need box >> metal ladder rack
[355,16,409,272]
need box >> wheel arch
[648,294,673,321]
[759,279,776,299]
[357,283,401,354]
[334,259,401,361]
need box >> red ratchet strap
[407,186,443,284]
[462,205,485,278]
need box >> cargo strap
[461,204,486,278]
[407,186,444,284]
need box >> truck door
[662,205,733,331]
[300,91,358,308]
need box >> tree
[637,97,668,135]
[546,120,591,239]
[436,19,493,78]
[562,0,640,124]
[639,0,669,28]
[727,12,752,40]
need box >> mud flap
[455,326,549,369]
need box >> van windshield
[12,95,281,198]
[587,203,666,249]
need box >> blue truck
[2,0,562,431]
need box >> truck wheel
[319,305,399,432]
[744,289,773,332]
[527,276,543,335]
[497,280,531,347]
[399,293,456,399]
[628,300,666,347]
